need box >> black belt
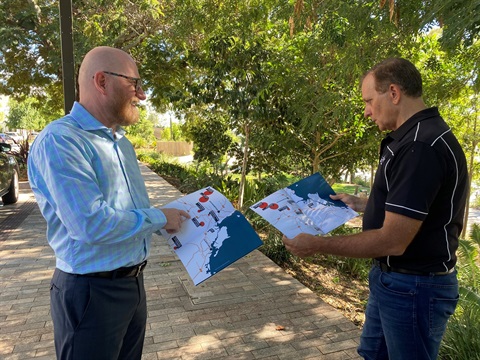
[84,261,147,279]
[373,259,454,276]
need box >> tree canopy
[0,0,478,187]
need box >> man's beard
[112,95,139,127]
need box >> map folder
[159,187,263,286]
[250,173,358,238]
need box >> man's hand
[282,233,320,258]
[161,208,190,234]
[330,193,367,212]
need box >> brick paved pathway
[0,164,362,359]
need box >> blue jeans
[358,265,458,360]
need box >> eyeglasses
[102,71,142,92]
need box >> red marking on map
[259,202,268,209]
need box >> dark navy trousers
[50,268,147,360]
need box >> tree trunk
[462,95,479,239]
[462,165,473,239]
[238,122,250,209]
[312,131,321,174]
[370,164,375,190]
[462,143,476,239]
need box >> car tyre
[2,168,19,204]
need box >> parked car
[0,133,20,152]
[4,131,22,143]
[28,131,40,141]
[0,142,19,204]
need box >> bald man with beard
[28,46,190,360]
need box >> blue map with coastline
[250,173,358,238]
[207,211,262,276]
[160,188,262,285]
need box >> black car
[0,142,19,204]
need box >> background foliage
[1,0,478,187]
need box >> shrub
[440,297,480,359]
[439,224,480,358]
[258,230,292,265]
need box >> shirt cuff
[139,207,167,232]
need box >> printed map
[250,173,358,238]
[160,187,262,286]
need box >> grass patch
[332,183,369,195]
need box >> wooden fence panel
[156,141,193,156]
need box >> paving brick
[226,340,269,355]
[277,347,323,359]
[152,329,196,343]
[291,335,332,351]
[319,339,359,355]
[251,343,297,358]
[142,339,179,353]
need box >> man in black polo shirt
[282,57,468,359]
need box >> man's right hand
[160,208,190,234]
[330,193,367,212]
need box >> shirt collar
[69,102,126,139]
[385,107,441,142]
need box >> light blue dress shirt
[28,102,166,274]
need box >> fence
[156,141,193,156]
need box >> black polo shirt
[363,107,468,273]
